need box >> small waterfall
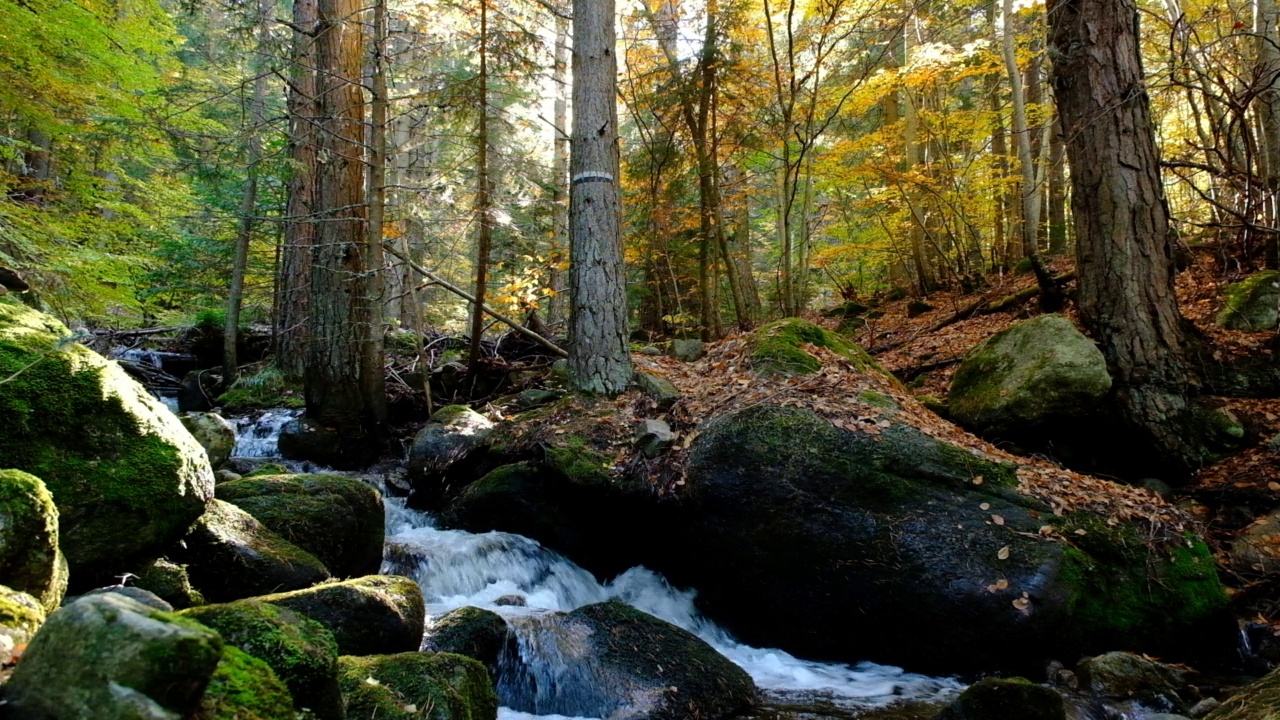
[230,414,962,719]
[230,409,303,458]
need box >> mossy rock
[180,412,237,470]
[194,645,297,720]
[246,462,289,477]
[1076,651,1191,708]
[1217,270,1280,331]
[0,303,215,576]
[0,469,67,610]
[4,593,224,719]
[182,599,343,720]
[217,473,384,578]
[338,652,498,720]
[749,318,883,377]
[423,606,509,672]
[180,499,331,603]
[669,404,1230,675]
[259,575,426,656]
[936,678,1065,720]
[0,584,45,663]
[1206,663,1280,719]
[215,369,304,414]
[133,557,205,609]
[407,405,496,503]
[949,315,1112,438]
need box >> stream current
[229,410,963,719]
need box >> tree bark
[568,0,632,395]
[1047,111,1068,254]
[469,0,494,369]
[278,0,319,380]
[306,0,386,460]
[1049,0,1205,475]
[548,4,571,327]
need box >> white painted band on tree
[572,171,614,184]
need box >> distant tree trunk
[1047,111,1068,254]
[547,4,570,327]
[1049,0,1206,474]
[568,0,632,395]
[307,0,386,457]
[902,21,932,296]
[224,0,271,386]
[278,0,319,379]
[469,0,494,369]
[367,0,389,326]
[1257,0,1280,267]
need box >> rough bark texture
[1049,0,1205,474]
[279,0,319,379]
[568,0,632,395]
[306,0,386,462]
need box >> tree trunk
[568,0,632,395]
[1049,0,1206,475]
[469,0,494,369]
[224,0,271,387]
[1257,0,1280,267]
[307,0,386,460]
[1047,111,1068,254]
[368,0,389,327]
[278,0,319,380]
[548,4,571,327]
[902,21,932,295]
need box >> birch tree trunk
[568,0,632,395]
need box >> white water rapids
[231,411,962,719]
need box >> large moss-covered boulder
[949,315,1112,438]
[0,469,67,610]
[0,585,45,665]
[133,557,205,609]
[216,473,383,578]
[259,575,426,656]
[423,606,509,672]
[936,678,1065,720]
[1217,270,1280,331]
[407,405,496,506]
[338,652,498,720]
[182,599,343,720]
[4,593,224,719]
[501,601,756,720]
[181,412,237,469]
[658,404,1229,675]
[180,499,331,602]
[0,302,215,575]
[194,645,297,720]
[749,317,881,377]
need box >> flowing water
[229,411,964,719]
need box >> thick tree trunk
[1049,0,1206,475]
[278,0,319,380]
[568,0,632,395]
[306,0,386,459]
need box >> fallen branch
[384,244,568,359]
[92,326,185,339]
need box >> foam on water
[230,409,303,459]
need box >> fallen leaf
[1074,529,1088,536]
[973,476,985,486]
[998,546,1010,560]
[980,503,991,511]
[992,514,1005,526]
[1013,597,1031,614]
[1269,482,1280,492]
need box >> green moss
[181,600,342,720]
[0,469,66,610]
[257,575,426,657]
[338,652,498,720]
[246,463,289,477]
[430,405,477,425]
[1057,518,1227,643]
[134,558,204,609]
[749,318,883,377]
[194,645,296,720]
[859,391,901,411]
[216,368,304,413]
[1218,270,1280,331]
[0,584,45,642]
[543,441,614,487]
[425,606,509,670]
[0,303,212,571]
[937,677,1065,720]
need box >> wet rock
[0,303,215,577]
[408,405,496,505]
[948,315,1112,440]
[338,652,498,720]
[182,599,343,720]
[82,585,174,612]
[259,575,425,656]
[278,417,363,469]
[180,412,236,469]
[180,499,331,602]
[495,595,526,607]
[671,338,706,362]
[936,677,1065,720]
[1076,651,1192,711]
[1217,270,1280,331]
[0,469,67,611]
[501,600,756,720]
[635,418,674,458]
[4,593,223,719]
[634,371,681,411]
[217,473,384,578]
[424,606,509,671]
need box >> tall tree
[569,0,633,394]
[306,0,387,462]
[1049,0,1204,473]
[469,0,494,368]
